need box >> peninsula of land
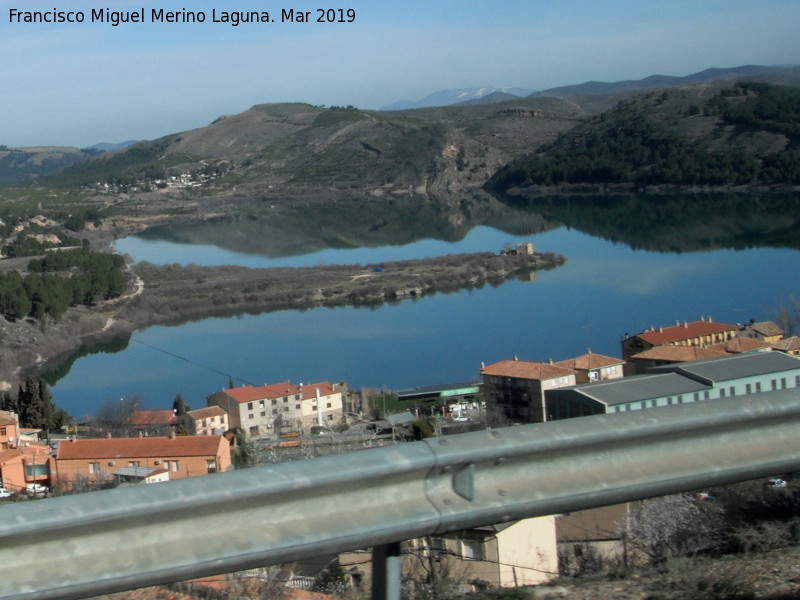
[0,248,565,389]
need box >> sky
[2,0,798,148]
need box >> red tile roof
[740,321,784,338]
[710,337,772,353]
[481,359,574,381]
[634,319,736,345]
[631,345,728,361]
[56,436,226,460]
[216,381,338,404]
[554,352,624,371]
[129,410,177,427]
[774,336,800,352]
[187,406,227,420]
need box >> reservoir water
[48,195,800,419]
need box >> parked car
[0,487,14,498]
[766,478,788,489]
[25,483,48,495]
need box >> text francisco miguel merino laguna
[8,7,358,26]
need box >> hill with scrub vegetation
[40,97,584,201]
[486,81,800,192]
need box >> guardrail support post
[372,542,402,600]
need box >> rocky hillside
[44,98,584,201]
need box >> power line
[130,336,257,387]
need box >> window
[248,413,254,420]
[206,459,216,474]
[772,379,778,391]
[326,402,332,408]
[746,383,752,394]
[272,399,277,406]
[693,392,700,402]
[781,378,787,389]
[284,406,289,412]
[704,390,710,400]
[756,382,762,392]
[128,461,140,467]
[677,395,683,403]
[0,427,6,436]
[295,404,301,409]
[89,462,100,474]
[720,388,726,398]
[729,386,735,396]
[171,461,179,472]
[247,402,253,410]
[461,539,483,561]
[260,411,266,417]
[259,400,264,409]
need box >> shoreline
[1,249,566,397]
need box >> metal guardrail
[1,388,799,600]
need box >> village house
[54,434,231,488]
[187,406,229,436]
[710,336,774,354]
[621,317,738,361]
[0,411,18,452]
[481,358,576,424]
[207,381,345,437]
[129,409,177,436]
[736,320,784,344]
[556,503,631,575]
[773,336,800,357]
[339,516,558,593]
[0,411,54,493]
[627,345,729,375]
[553,351,625,383]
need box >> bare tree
[773,294,800,337]
[621,495,725,565]
[92,395,142,437]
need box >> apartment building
[207,381,344,437]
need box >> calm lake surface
[49,202,800,419]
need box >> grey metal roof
[396,382,480,400]
[648,351,800,383]
[113,466,164,478]
[557,373,709,406]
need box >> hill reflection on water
[56,193,800,418]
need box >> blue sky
[2,0,798,147]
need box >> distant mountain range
[86,140,138,152]
[530,64,800,102]
[381,65,800,113]
[380,87,537,111]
